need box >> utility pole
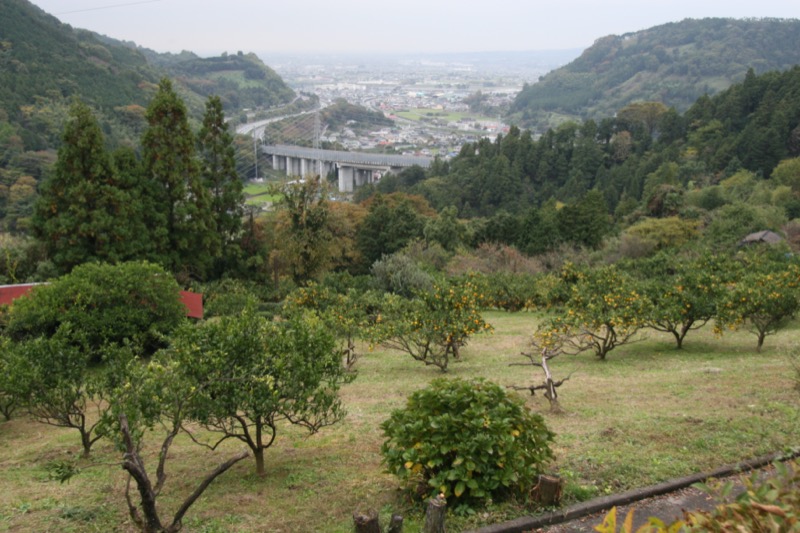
[313,109,322,177]
[253,127,258,180]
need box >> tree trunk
[757,331,766,352]
[120,416,164,533]
[80,428,93,458]
[387,514,404,533]
[345,336,357,370]
[541,355,562,414]
[545,380,562,414]
[353,508,381,533]
[254,447,265,477]
[423,494,446,533]
[671,330,683,349]
[531,474,563,506]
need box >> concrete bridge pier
[338,165,355,192]
[354,168,371,187]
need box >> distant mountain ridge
[0,0,295,154]
[509,18,800,132]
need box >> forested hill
[374,64,800,256]
[0,0,294,159]
[509,18,800,133]
[136,48,295,112]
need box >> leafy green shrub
[6,261,185,361]
[203,278,261,318]
[481,272,538,312]
[688,461,800,531]
[371,252,434,297]
[381,378,554,511]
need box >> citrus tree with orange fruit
[369,277,493,372]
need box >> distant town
[260,51,578,156]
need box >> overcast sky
[29,0,800,56]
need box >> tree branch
[168,449,249,530]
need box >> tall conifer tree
[197,95,244,277]
[33,101,146,273]
[141,79,219,279]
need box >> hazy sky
[29,0,800,56]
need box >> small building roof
[0,283,202,319]
[738,230,783,246]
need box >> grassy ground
[243,182,282,207]
[1,312,798,532]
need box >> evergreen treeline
[0,0,294,232]
[27,81,243,282]
[362,66,800,255]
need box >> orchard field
[1,311,798,532]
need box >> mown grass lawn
[1,312,798,532]
[243,181,282,208]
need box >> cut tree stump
[531,474,563,506]
[423,493,447,533]
[353,508,382,533]
[387,513,404,533]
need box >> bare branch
[168,450,249,530]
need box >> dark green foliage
[141,79,219,279]
[274,178,335,284]
[423,206,464,252]
[356,195,426,269]
[417,65,800,257]
[517,205,561,256]
[0,0,155,138]
[202,278,263,318]
[474,211,522,247]
[197,96,244,277]
[6,261,185,361]
[0,337,20,420]
[557,191,611,249]
[479,272,540,312]
[381,378,554,510]
[32,101,148,273]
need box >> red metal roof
[0,283,202,318]
[179,290,204,319]
[0,283,41,307]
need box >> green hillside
[509,18,800,132]
[0,0,294,181]
[139,48,295,112]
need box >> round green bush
[380,377,554,509]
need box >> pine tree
[197,96,244,277]
[141,79,219,280]
[33,101,146,273]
